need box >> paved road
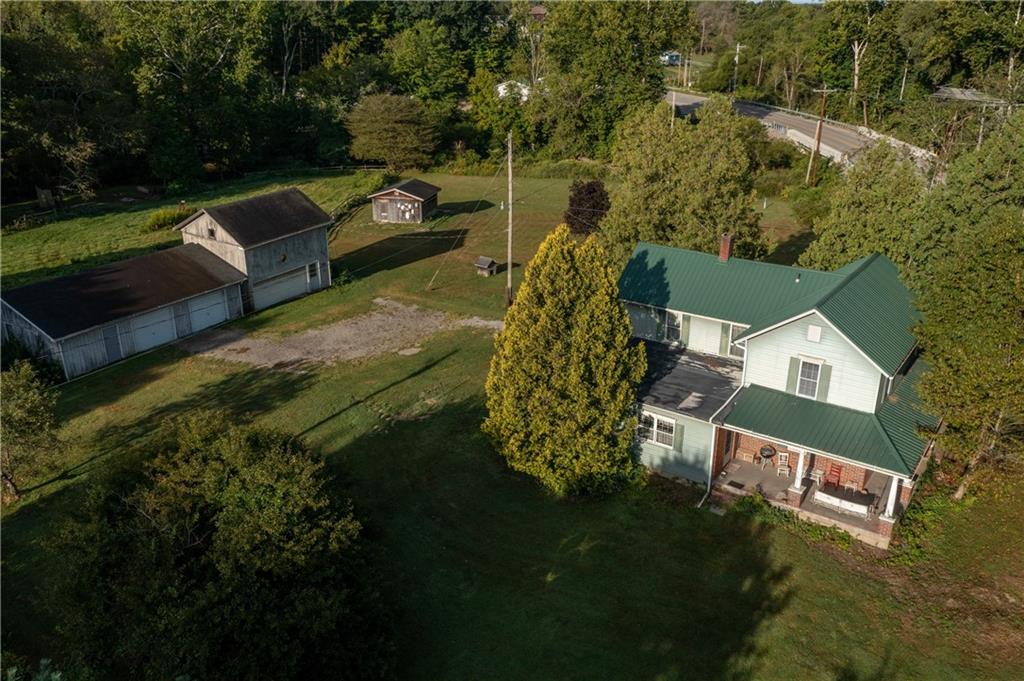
[666,91,873,160]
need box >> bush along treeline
[690,0,1022,160]
[1,1,692,201]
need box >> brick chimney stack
[718,233,733,262]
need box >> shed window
[307,262,318,278]
[206,226,216,238]
[638,411,675,448]
[279,254,288,263]
[797,359,821,399]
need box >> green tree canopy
[346,93,439,171]
[0,361,61,502]
[386,19,467,118]
[484,226,646,496]
[600,96,765,266]
[52,411,392,681]
[916,207,1024,499]
[540,0,693,157]
[798,142,926,277]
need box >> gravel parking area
[180,297,502,370]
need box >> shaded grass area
[3,323,1021,678]
[3,169,1021,679]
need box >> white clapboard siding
[744,312,882,413]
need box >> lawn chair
[824,462,843,488]
[776,451,791,478]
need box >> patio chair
[825,462,843,488]
[776,451,791,477]
[810,468,825,486]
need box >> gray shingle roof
[178,188,332,248]
[1,244,245,339]
[368,179,441,202]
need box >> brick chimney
[718,233,733,262]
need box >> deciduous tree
[798,142,925,277]
[0,362,61,502]
[52,411,393,681]
[600,96,765,265]
[484,226,646,496]
[347,94,439,171]
[564,179,610,235]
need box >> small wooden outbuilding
[475,256,498,277]
[368,179,441,224]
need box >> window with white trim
[637,411,675,448]
[728,324,746,358]
[797,359,821,398]
[307,262,319,279]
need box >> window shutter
[655,308,665,340]
[674,421,684,453]
[816,363,832,402]
[680,315,691,346]
[719,322,731,355]
[785,357,800,394]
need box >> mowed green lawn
[2,172,1022,679]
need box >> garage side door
[252,267,308,310]
[188,290,228,332]
[131,306,176,352]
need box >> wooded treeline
[0,0,690,201]
[692,0,1022,159]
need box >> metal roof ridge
[633,241,845,278]
[813,253,880,310]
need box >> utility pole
[755,54,764,88]
[731,43,746,94]
[683,51,691,88]
[670,89,676,130]
[806,84,835,186]
[506,133,513,308]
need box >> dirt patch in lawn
[179,297,502,370]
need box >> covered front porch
[713,452,903,548]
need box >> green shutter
[680,315,691,346]
[816,363,832,402]
[719,322,731,356]
[655,308,665,340]
[785,357,800,394]
[674,420,684,453]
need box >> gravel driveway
[180,297,502,370]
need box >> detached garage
[1,244,246,380]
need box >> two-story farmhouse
[1,188,332,380]
[619,236,937,547]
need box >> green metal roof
[716,360,937,476]
[618,243,919,376]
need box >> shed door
[252,267,308,310]
[188,290,228,332]
[131,306,176,352]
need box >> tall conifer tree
[484,226,646,495]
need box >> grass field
[2,171,1022,679]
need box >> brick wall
[731,433,870,490]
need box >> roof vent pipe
[718,233,733,262]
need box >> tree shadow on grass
[332,230,468,280]
[326,396,794,681]
[435,199,495,217]
[37,366,318,495]
[765,228,815,266]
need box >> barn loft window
[206,226,215,238]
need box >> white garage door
[188,290,228,332]
[252,267,308,310]
[131,306,176,352]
